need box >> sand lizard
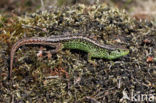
[9,35,129,79]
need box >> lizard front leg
[88,53,97,66]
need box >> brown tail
[9,37,57,79]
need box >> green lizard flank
[63,39,129,60]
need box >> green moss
[0,3,155,103]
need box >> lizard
[9,35,129,79]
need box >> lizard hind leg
[49,43,63,54]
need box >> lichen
[0,3,155,103]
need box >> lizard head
[107,49,129,60]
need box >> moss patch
[0,3,155,102]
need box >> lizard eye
[117,49,120,52]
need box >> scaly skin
[63,39,129,59]
[9,35,129,79]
